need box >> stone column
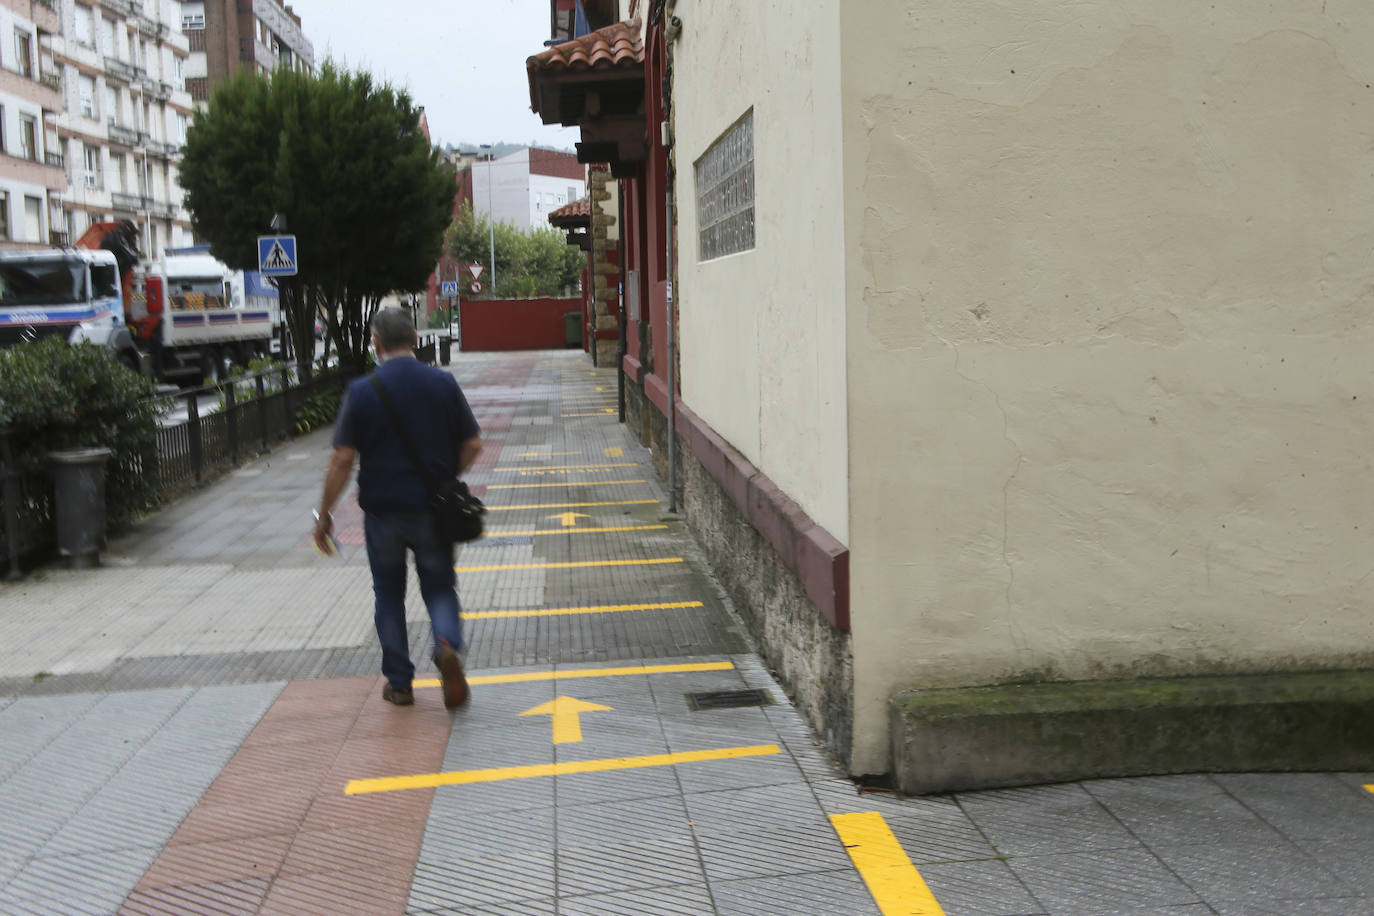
[588,165,620,366]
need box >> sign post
[257,235,298,277]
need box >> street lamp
[480,143,495,294]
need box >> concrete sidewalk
[0,349,1371,915]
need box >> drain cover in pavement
[686,688,774,710]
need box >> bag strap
[368,373,441,498]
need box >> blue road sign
[440,280,459,298]
[257,235,298,277]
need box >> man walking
[312,308,483,708]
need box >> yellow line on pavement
[456,557,683,573]
[562,410,618,418]
[415,660,733,690]
[515,451,583,458]
[484,499,660,511]
[460,600,703,621]
[489,524,668,537]
[831,812,946,916]
[345,745,781,795]
[485,480,646,490]
[495,463,636,472]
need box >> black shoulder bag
[368,374,485,543]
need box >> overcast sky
[280,0,580,152]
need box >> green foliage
[293,387,343,435]
[444,202,583,299]
[180,62,457,376]
[0,338,167,525]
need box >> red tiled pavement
[120,677,454,916]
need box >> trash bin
[564,312,583,348]
[440,334,452,365]
[48,447,112,569]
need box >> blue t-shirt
[333,357,480,514]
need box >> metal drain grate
[686,688,773,711]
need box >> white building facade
[51,0,194,255]
[0,0,68,248]
[470,146,585,232]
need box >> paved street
[0,349,1372,915]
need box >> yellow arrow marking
[547,511,590,527]
[831,812,946,915]
[414,660,732,689]
[519,696,614,744]
[484,500,659,511]
[489,524,667,537]
[605,447,623,458]
[345,745,781,795]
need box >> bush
[0,338,167,526]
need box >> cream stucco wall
[841,3,1374,773]
[674,0,849,543]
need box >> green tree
[179,63,456,377]
[444,202,583,299]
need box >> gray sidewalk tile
[559,883,715,916]
[1084,774,1289,847]
[710,870,879,916]
[1292,836,1374,896]
[1212,772,1374,841]
[1150,839,1358,907]
[957,782,1144,857]
[1211,898,1374,916]
[916,858,1044,916]
[409,900,558,916]
[408,854,556,911]
[0,846,160,916]
[1003,847,1202,914]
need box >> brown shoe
[382,684,414,706]
[434,647,469,708]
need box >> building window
[181,12,204,29]
[176,112,187,144]
[84,145,101,188]
[186,77,208,101]
[79,74,97,119]
[14,29,32,78]
[24,195,41,242]
[18,115,37,161]
[99,18,115,58]
[695,110,755,261]
[0,191,9,239]
[73,5,94,47]
[109,152,124,192]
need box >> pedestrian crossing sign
[257,235,298,277]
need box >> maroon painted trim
[622,354,644,383]
[643,371,670,416]
[674,401,850,631]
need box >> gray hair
[370,308,416,352]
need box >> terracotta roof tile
[527,18,643,75]
[549,197,591,221]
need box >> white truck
[0,222,276,384]
[129,249,274,382]
[0,246,142,367]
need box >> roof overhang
[527,19,647,177]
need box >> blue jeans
[363,510,465,690]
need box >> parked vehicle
[0,222,277,383]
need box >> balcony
[105,57,137,83]
[111,191,146,212]
[107,120,141,147]
[98,0,135,18]
[45,151,63,168]
[49,230,70,247]
[134,15,159,38]
[38,71,60,92]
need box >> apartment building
[0,0,68,248]
[49,0,193,255]
[464,146,585,232]
[180,0,311,106]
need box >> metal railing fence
[2,364,346,578]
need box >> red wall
[459,296,582,351]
